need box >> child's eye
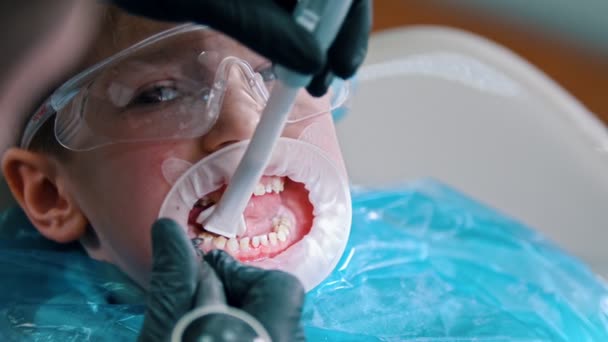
[129,81,180,106]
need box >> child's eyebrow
[87,29,274,95]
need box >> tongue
[242,192,281,236]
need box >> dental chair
[341,26,608,277]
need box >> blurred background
[371,0,608,123]
[337,1,608,276]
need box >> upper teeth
[253,177,284,196]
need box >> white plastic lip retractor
[202,0,354,239]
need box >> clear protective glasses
[20,24,349,151]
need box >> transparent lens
[51,25,350,151]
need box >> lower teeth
[194,214,293,253]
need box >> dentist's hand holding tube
[137,218,305,342]
[110,0,371,97]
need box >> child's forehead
[80,9,257,72]
[82,9,173,67]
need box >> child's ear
[2,148,87,243]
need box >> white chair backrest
[339,26,608,276]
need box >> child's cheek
[112,146,181,214]
[142,147,179,183]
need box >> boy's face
[49,19,349,287]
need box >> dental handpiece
[203,0,354,238]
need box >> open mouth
[158,138,351,290]
[187,176,313,261]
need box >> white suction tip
[196,204,246,238]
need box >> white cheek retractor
[159,138,352,291]
[203,0,354,239]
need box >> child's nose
[198,73,263,153]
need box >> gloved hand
[138,218,305,342]
[110,0,372,97]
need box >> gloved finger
[306,65,335,97]
[138,218,224,342]
[327,0,372,78]
[204,250,306,342]
[197,0,324,74]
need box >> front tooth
[239,237,250,251]
[227,238,239,252]
[254,183,265,196]
[277,230,287,242]
[272,178,281,193]
[259,235,269,246]
[265,184,273,193]
[252,236,260,247]
[198,232,213,241]
[274,218,289,231]
[202,234,214,245]
[268,232,278,245]
[214,236,227,249]
[272,217,284,230]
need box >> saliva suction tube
[166,1,354,340]
[204,0,354,238]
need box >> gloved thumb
[204,250,306,342]
[138,218,225,341]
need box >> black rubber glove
[138,218,305,342]
[110,0,372,97]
